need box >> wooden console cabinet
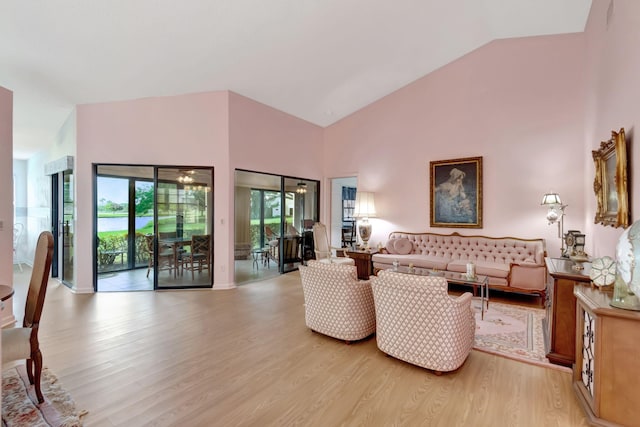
[344,249,378,280]
[544,257,591,367]
[573,286,640,426]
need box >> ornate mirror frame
[592,128,629,228]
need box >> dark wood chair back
[191,234,211,256]
[24,231,54,329]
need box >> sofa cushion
[373,253,451,270]
[447,260,509,279]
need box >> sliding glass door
[234,170,319,283]
[156,168,213,288]
[51,170,75,287]
[95,165,213,291]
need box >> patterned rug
[473,301,570,372]
[2,365,86,427]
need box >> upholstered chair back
[299,260,375,342]
[371,270,476,373]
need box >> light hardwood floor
[10,268,588,427]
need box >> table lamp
[353,191,376,250]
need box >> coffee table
[391,266,489,320]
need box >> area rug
[2,365,86,427]
[473,301,570,372]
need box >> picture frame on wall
[593,128,629,228]
[430,156,483,228]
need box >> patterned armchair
[299,260,375,343]
[371,271,475,374]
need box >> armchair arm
[351,278,371,289]
[450,291,473,306]
[316,246,350,259]
[508,262,546,291]
[331,246,350,258]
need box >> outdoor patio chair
[182,234,212,279]
[144,234,175,277]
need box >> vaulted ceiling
[1,0,592,159]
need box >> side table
[544,257,591,367]
[344,249,378,280]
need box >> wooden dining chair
[2,231,54,403]
[182,234,211,280]
[144,234,174,277]
[341,222,356,248]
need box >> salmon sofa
[372,231,547,299]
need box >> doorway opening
[330,177,358,249]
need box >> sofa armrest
[508,262,546,291]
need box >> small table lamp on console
[353,191,376,250]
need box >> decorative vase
[466,262,476,278]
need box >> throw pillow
[394,238,413,255]
[385,240,397,254]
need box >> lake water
[98,216,154,232]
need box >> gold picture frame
[430,156,483,228]
[592,128,629,228]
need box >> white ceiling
[1,0,592,159]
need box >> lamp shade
[353,192,377,219]
[541,192,562,206]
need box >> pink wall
[76,91,230,289]
[324,34,587,258]
[229,92,324,179]
[583,0,640,257]
[0,86,15,326]
[75,90,323,289]
[227,92,324,275]
[62,3,640,289]
[0,87,14,315]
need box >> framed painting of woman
[430,156,483,228]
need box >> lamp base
[358,221,372,250]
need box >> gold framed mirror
[592,128,629,228]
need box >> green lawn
[98,216,204,238]
[97,212,130,218]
